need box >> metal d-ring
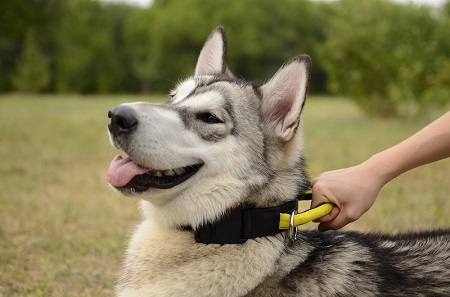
[288,209,298,242]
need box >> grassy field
[0,94,449,296]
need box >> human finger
[313,205,339,224]
[317,212,350,231]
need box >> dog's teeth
[174,168,185,175]
[152,169,185,177]
[164,169,175,176]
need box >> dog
[107,27,450,296]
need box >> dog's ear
[195,27,229,76]
[260,55,311,141]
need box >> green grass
[0,94,449,295]
[0,94,159,296]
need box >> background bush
[320,0,450,117]
[0,0,449,116]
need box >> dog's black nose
[108,105,138,136]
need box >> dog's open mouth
[107,155,203,192]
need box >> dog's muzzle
[108,105,138,137]
[106,105,205,192]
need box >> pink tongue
[107,155,150,187]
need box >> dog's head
[107,27,311,228]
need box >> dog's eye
[196,112,223,124]
[168,90,177,99]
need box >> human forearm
[311,111,450,231]
[367,111,450,185]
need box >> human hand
[311,163,384,231]
[311,111,450,231]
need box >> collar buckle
[288,209,298,242]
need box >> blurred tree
[124,0,327,93]
[123,7,159,92]
[0,0,32,91]
[444,0,450,16]
[12,30,50,92]
[0,0,64,92]
[2,0,449,104]
[320,0,450,117]
[56,0,136,93]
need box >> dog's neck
[138,177,311,245]
[181,188,312,245]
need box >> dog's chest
[117,221,287,296]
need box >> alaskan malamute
[107,27,450,296]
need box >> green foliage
[56,0,137,93]
[12,30,50,93]
[0,0,65,91]
[0,0,449,117]
[124,0,327,92]
[445,0,450,16]
[320,0,450,117]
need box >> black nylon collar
[192,189,312,244]
[194,199,299,244]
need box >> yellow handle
[279,203,334,229]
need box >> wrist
[361,152,398,188]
